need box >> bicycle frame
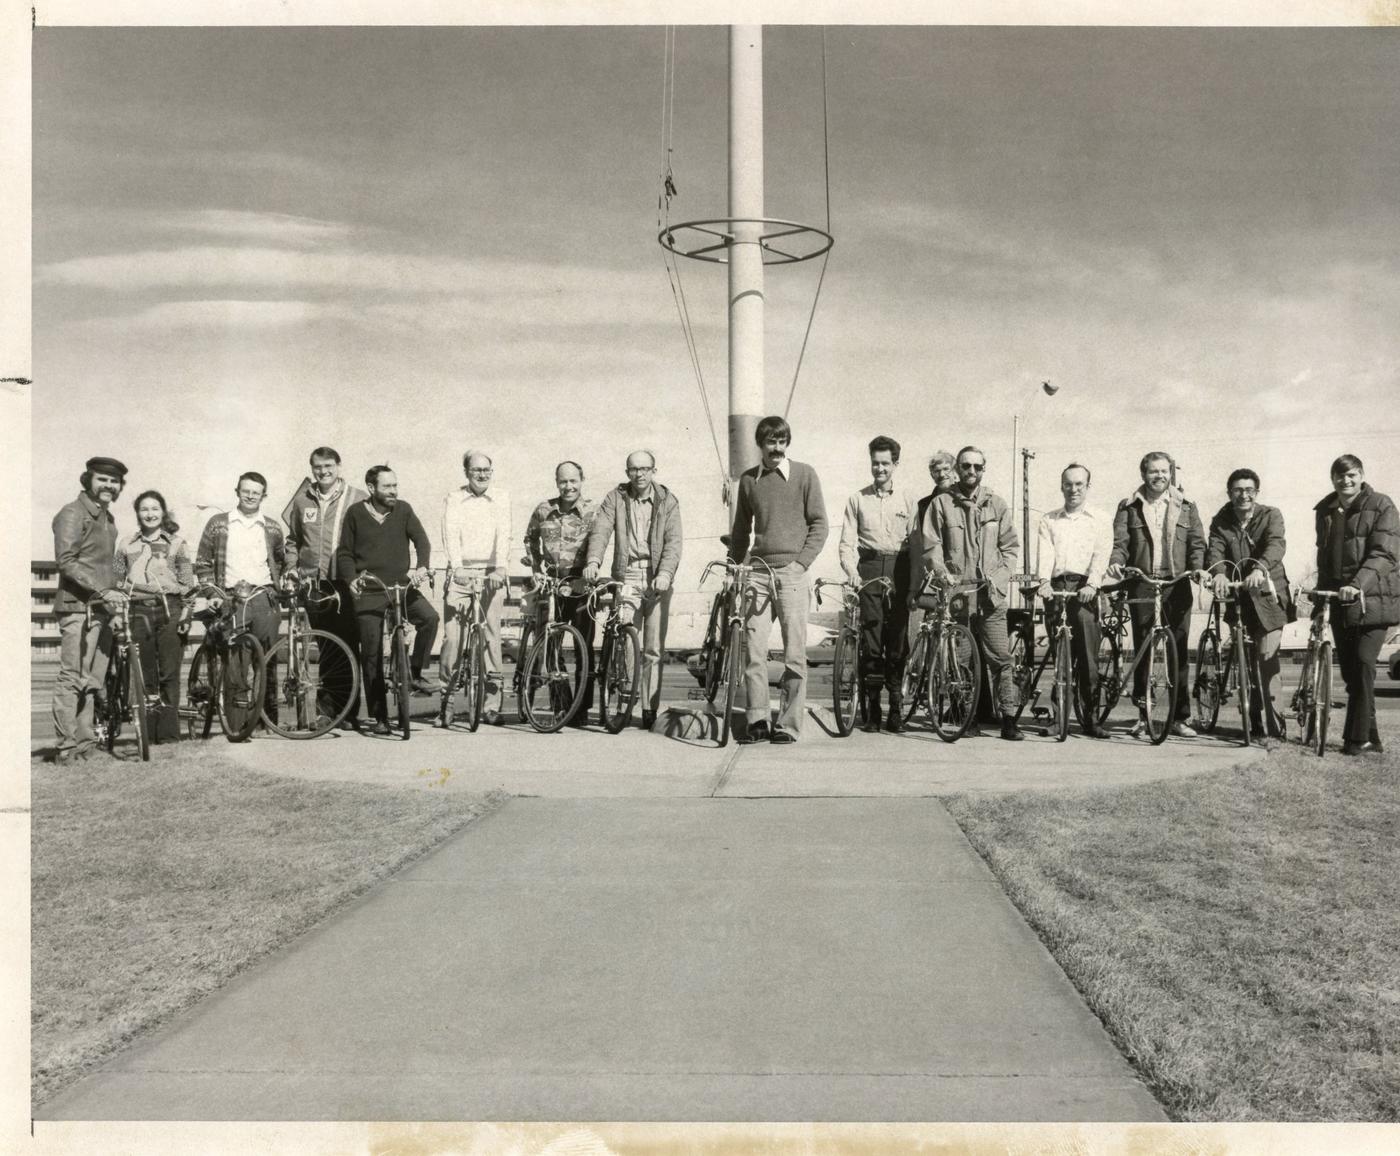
[1014,589,1081,738]
[1109,566,1196,744]
[814,574,893,736]
[354,571,432,737]
[1293,587,1360,757]
[697,556,776,745]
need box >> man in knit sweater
[727,415,829,743]
[336,465,438,735]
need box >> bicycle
[1192,562,1284,747]
[1098,566,1196,745]
[183,582,269,743]
[87,590,152,761]
[1003,573,1046,724]
[439,572,493,732]
[354,571,432,740]
[1011,588,1086,742]
[587,579,644,733]
[693,556,776,747]
[813,575,893,736]
[517,573,590,733]
[259,575,360,739]
[903,578,984,743]
[1292,587,1357,758]
[1074,584,1129,733]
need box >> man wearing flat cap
[51,456,128,762]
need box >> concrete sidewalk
[38,797,1164,1122]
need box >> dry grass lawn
[31,742,504,1107]
[946,728,1400,1122]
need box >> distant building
[31,561,60,658]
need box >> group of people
[47,419,1397,762]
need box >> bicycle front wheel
[1313,641,1332,757]
[699,593,727,704]
[389,628,412,738]
[522,624,588,733]
[218,634,266,743]
[1192,630,1222,733]
[262,629,359,739]
[1143,629,1177,746]
[186,641,220,740]
[718,619,743,747]
[897,631,930,726]
[928,625,981,743]
[1233,630,1252,747]
[600,625,642,734]
[1054,636,1071,742]
[831,628,859,737]
[128,648,150,761]
[101,650,126,752]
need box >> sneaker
[1170,721,1197,738]
[369,719,392,737]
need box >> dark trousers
[237,592,282,722]
[129,595,184,741]
[356,589,439,723]
[1047,574,1101,710]
[1128,579,1193,720]
[1332,622,1386,744]
[308,578,361,723]
[556,591,597,710]
[857,551,910,697]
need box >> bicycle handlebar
[1300,586,1366,614]
[700,556,778,588]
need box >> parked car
[1381,626,1400,683]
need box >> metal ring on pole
[658,217,834,265]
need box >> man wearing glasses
[1204,468,1291,738]
[439,450,511,722]
[919,445,1023,740]
[583,450,683,729]
[727,415,830,744]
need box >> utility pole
[1021,446,1035,588]
[727,25,764,491]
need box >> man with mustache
[51,456,128,763]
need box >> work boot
[1000,716,1024,741]
[884,694,904,733]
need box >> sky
[30,24,1400,592]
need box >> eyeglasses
[468,468,493,476]
[1229,486,1257,495]
[958,462,986,472]
[626,466,655,474]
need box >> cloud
[122,299,346,330]
[157,209,355,248]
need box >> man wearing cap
[51,456,128,762]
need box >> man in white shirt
[439,450,511,721]
[1036,462,1113,738]
[194,471,291,728]
[838,435,918,731]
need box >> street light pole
[727,25,764,491]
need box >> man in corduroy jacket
[583,450,683,729]
[1108,451,1207,738]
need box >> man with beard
[51,456,127,763]
[337,465,438,735]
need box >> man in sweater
[336,465,438,735]
[728,415,829,744]
[284,446,367,726]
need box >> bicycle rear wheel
[600,625,642,734]
[897,632,929,726]
[1077,628,1122,729]
[521,624,588,733]
[1313,641,1332,757]
[1143,629,1177,746]
[218,634,266,743]
[262,629,358,739]
[128,648,150,761]
[1192,630,1222,733]
[1233,630,1252,746]
[1053,636,1071,742]
[699,593,727,703]
[186,641,220,740]
[831,628,859,737]
[928,625,980,742]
